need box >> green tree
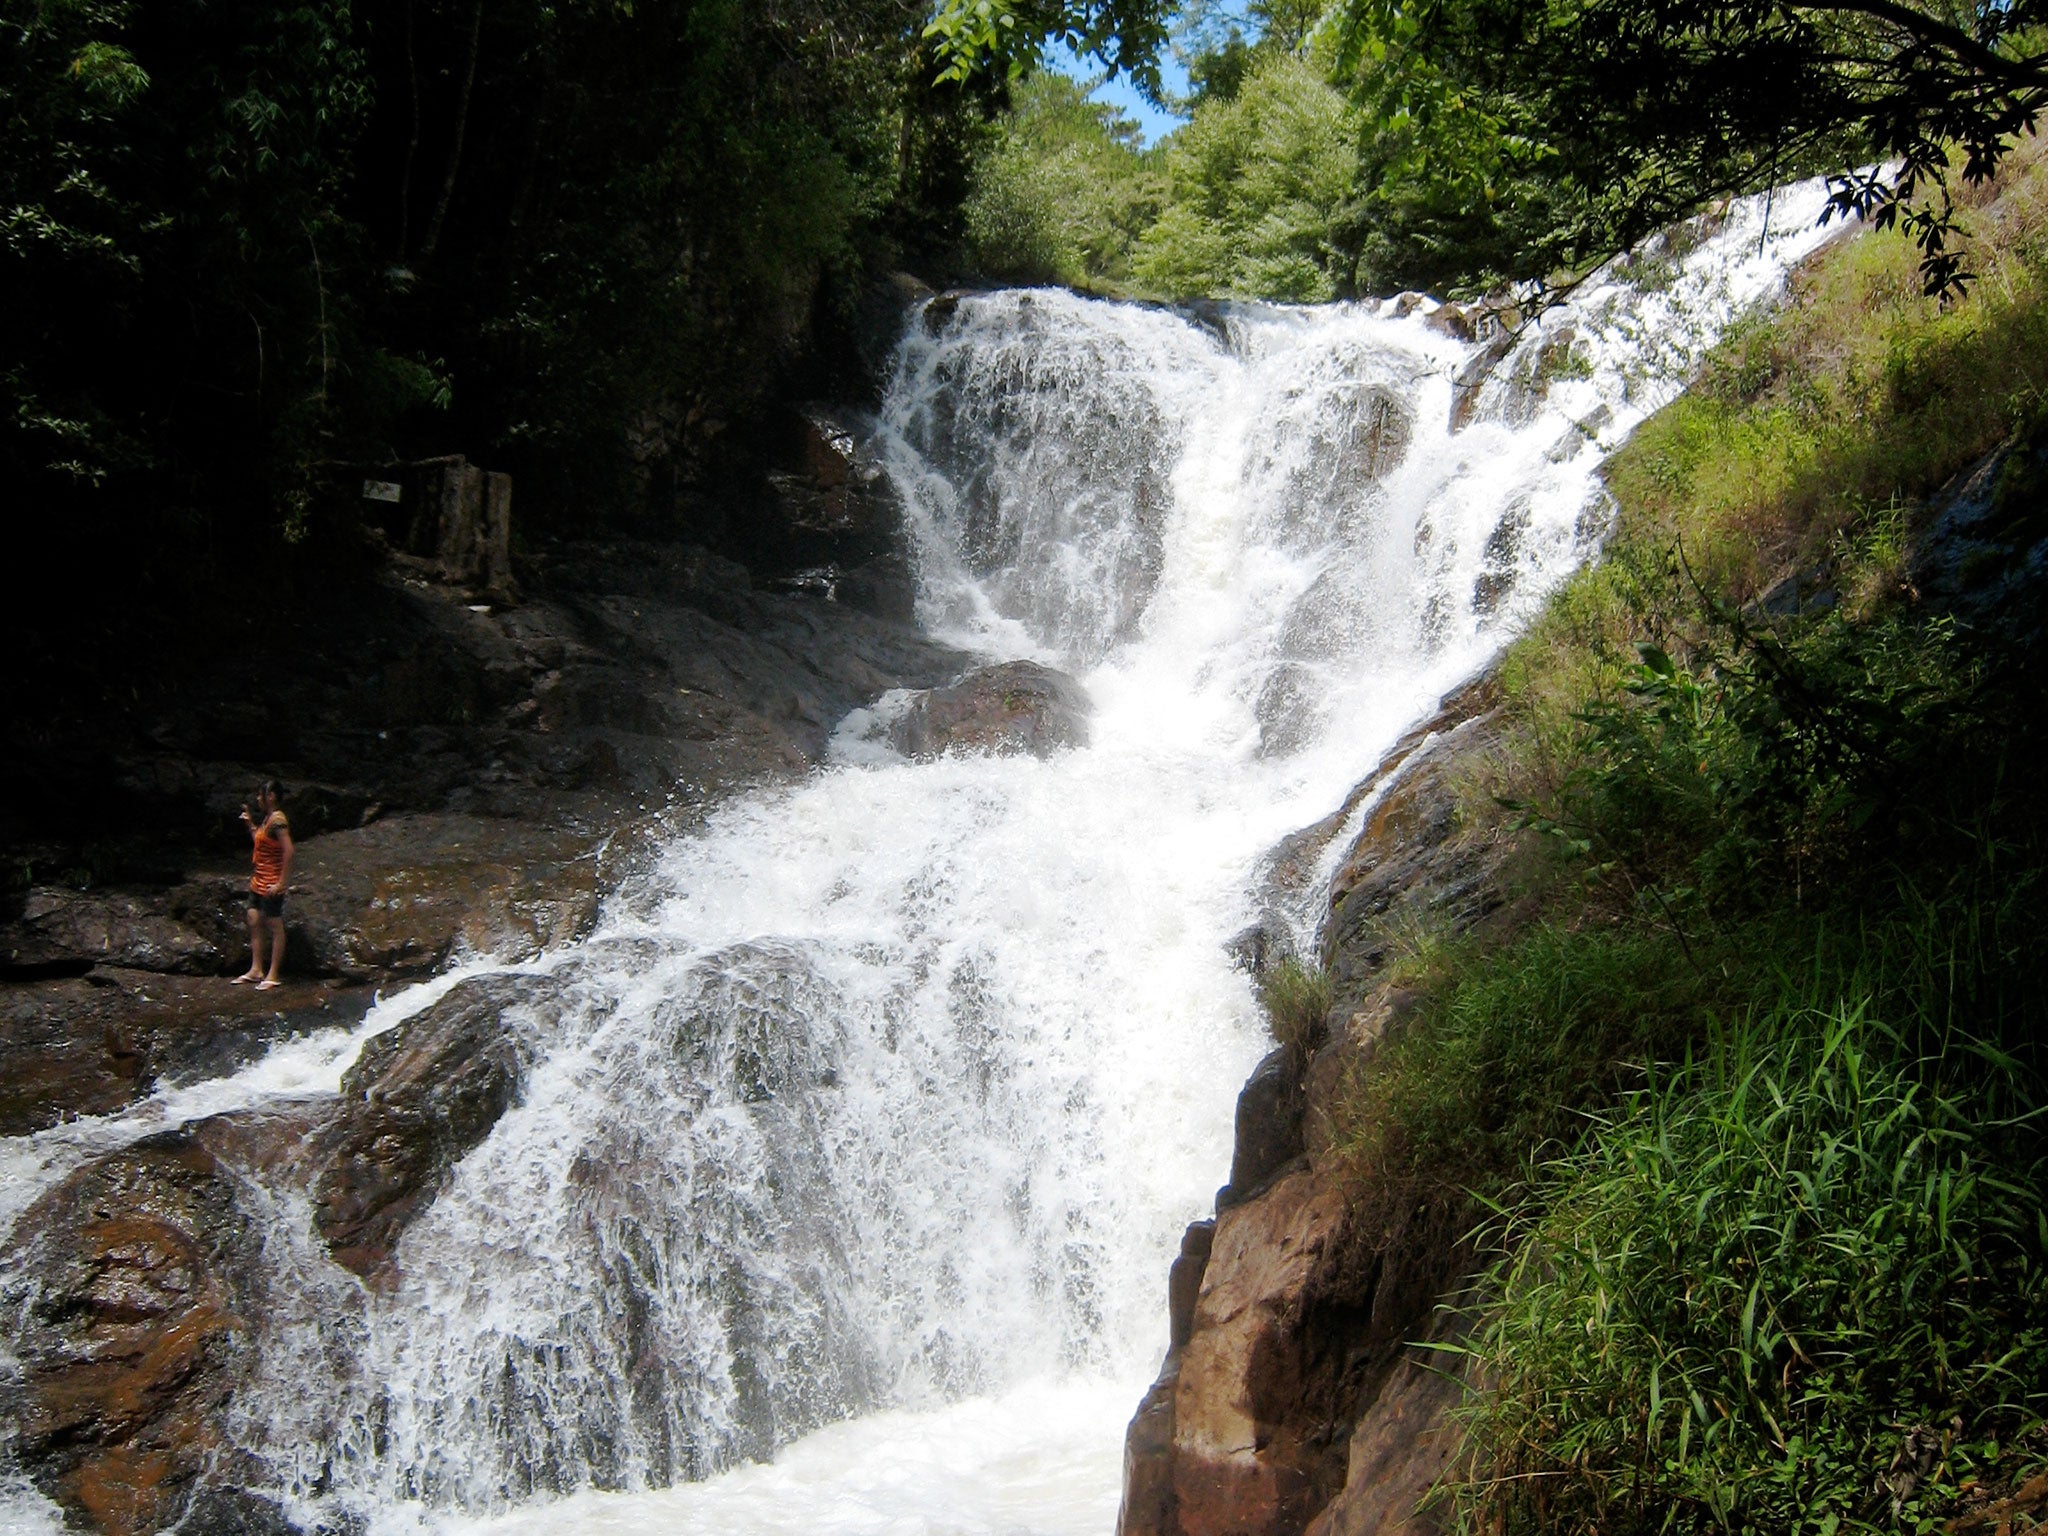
[1132,51,1361,299]
[1340,0,2048,295]
[1,0,371,503]
[964,72,1164,285]
[929,0,2048,296]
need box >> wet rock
[310,972,561,1282]
[764,406,901,563]
[922,290,975,334]
[1350,388,1412,483]
[1447,336,1514,433]
[2,887,228,979]
[1302,1353,1468,1536]
[0,973,374,1138]
[833,550,919,624]
[1218,1049,1306,1211]
[1122,1371,1182,1536]
[1122,671,1519,1536]
[286,814,601,980]
[1127,1167,1469,1536]
[1471,498,1533,617]
[1322,679,1517,1012]
[1226,923,1281,977]
[854,272,935,380]
[1421,302,1474,343]
[1120,1220,1217,1536]
[887,661,1092,760]
[1176,299,1235,346]
[1167,1169,1353,1536]
[176,1488,304,1536]
[2,1131,264,1536]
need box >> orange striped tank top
[251,813,289,896]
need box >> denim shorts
[248,890,286,919]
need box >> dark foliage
[2,0,994,631]
[1335,0,2048,296]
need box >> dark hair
[260,779,284,804]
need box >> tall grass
[1458,995,2048,1535]
[1333,923,1751,1201]
[1260,956,1334,1064]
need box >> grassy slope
[1300,144,2048,1534]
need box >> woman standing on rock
[233,781,293,990]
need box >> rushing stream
[0,184,1841,1536]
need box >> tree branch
[1787,0,2048,96]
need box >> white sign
[362,479,403,503]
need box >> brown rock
[1219,1050,1306,1210]
[1123,669,1515,1536]
[764,406,900,556]
[1447,336,1514,433]
[2,1132,262,1536]
[310,972,558,1281]
[2,887,227,978]
[1421,303,1474,343]
[287,814,601,980]
[888,661,1092,759]
[1169,1170,1350,1536]
[1303,1354,1467,1536]
[0,972,374,1137]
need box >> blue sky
[1044,38,1192,146]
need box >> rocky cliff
[1120,675,1526,1536]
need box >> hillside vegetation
[1307,142,2048,1533]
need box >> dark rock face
[1911,428,2048,647]
[1,1132,264,1536]
[285,814,601,981]
[887,661,1092,759]
[765,407,901,561]
[310,973,559,1282]
[1,888,226,979]
[1448,336,1514,433]
[1219,1050,1305,1210]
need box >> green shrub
[1460,1003,2048,1535]
[1260,956,1334,1063]
[963,73,1163,288]
[1334,923,1743,1200]
[1131,53,1361,301]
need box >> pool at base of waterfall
[416,1378,1134,1536]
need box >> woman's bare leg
[256,916,286,988]
[234,907,266,982]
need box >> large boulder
[285,815,601,980]
[2,886,230,979]
[309,972,559,1282]
[887,661,1092,760]
[0,1132,264,1536]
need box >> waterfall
[0,183,1843,1536]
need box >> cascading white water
[0,183,1844,1536]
